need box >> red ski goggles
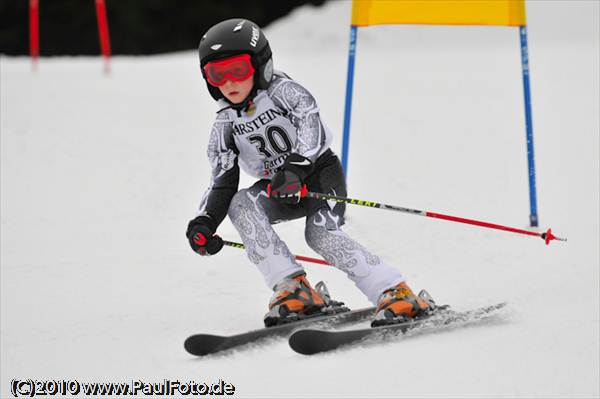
[203,54,255,87]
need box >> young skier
[186,18,432,326]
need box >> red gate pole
[95,0,112,73]
[29,0,39,70]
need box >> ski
[184,306,375,357]
[288,302,507,355]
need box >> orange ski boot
[372,281,433,327]
[263,271,327,327]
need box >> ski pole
[222,240,331,266]
[302,190,567,246]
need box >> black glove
[186,216,224,256]
[268,154,313,204]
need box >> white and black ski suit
[196,72,403,303]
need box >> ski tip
[184,334,227,357]
[288,329,330,355]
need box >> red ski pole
[301,189,567,246]
[223,240,331,266]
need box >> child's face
[219,75,254,104]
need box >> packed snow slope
[2,1,598,397]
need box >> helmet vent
[233,21,245,32]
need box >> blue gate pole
[519,25,539,227]
[341,25,358,178]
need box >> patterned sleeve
[269,78,329,161]
[196,112,240,229]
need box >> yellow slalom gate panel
[351,0,526,27]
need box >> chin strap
[226,86,259,116]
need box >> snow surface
[1,1,598,397]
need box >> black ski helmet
[198,19,273,104]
